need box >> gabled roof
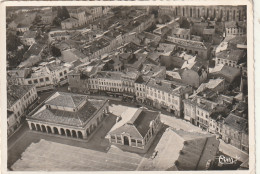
[109,108,159,139]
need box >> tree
[53,16,62,26]
[7,32,21,52]
[51,45,61,57]
[57,6,70,20]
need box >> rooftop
[171,28,190,36]
[216,49,245,62]
[23,30,37,38]
[61,48,86,63]
[7,85,34,108]
[147,78,187,95]
[224,113,248,132]
[109,107,160,139]
[167,36,210,50]
[30,92,107,127]
[45,92,87,109]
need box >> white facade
[8,86,38,126]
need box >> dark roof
[160,55,186,69]
[216,49,245,62]
[210,65,240,83]
[224,113,248,132]
[133,110,159,137]
[110,108,159,139]
[46,92,87,109]
[7,85,34,108]
[7,110,14,118]
[135,76,150,85]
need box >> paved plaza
[9,102,247,170]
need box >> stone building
[159,6,246,22]
[225,21,246,36]
[215,49,245,68]
[7,85,38,136]
[167,36,211,59]
[145,78,193,117]
[221,113,248,151]
[27,92,109,140]
[107,107,161,153]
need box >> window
[59,72,63,77]
[33,79,38,84]
[111,135,115,139]
[28,80,32,84]
[40,78,44,82]
[64,70,67,74]
[45,77,49,81]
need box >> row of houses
[183,89,248,152]
[68,69,193,117]
[7,60,71,92]
[82,14,155,61]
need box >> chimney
[197,97,201,104]
[185,93,189,99]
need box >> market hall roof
[45,92,87,109]
[29,92,108,127]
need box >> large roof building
[107,107,161,153]
[27,92,109,140]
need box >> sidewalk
[219,139,249,162]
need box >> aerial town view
[6,5,249,171]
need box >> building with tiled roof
[215,49,245,68]
[225,21,246,36]
[7,84,38,136]
[146,78,193,117]
[21,30,37,46]
[27,92,109,140]
[209,64,241,83]
[107,107,161,153]
[61,17,79,29]
[167,36,211,59]
[171,28,190,40]
[221,113,248,151]
[61,48,87,63]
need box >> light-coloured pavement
[219,140,249,163]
